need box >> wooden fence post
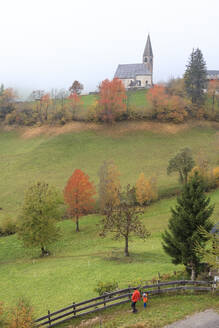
[48,310,51,327]
[128,286,131,300]
[73,302,76,316]
[103,295,106,308]
[157,280,160,294]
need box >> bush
[0,217,16,236]
[7,298,35,328]
[213,167,219,186]
[0,302,6,328]
[94,281,118,296]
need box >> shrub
[189,166,217,191]
[7,298,35,328]
[213,167,219,186]
[0,302,6,328]
[136,173,157,205]
[0,217,16,236]
[94,281,118,296]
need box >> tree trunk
[76,216,79,232]
[124,236,129,257]
[191,264,196,280]
[41,246,47,256]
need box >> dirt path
[163,309,219,328]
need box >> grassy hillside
[0,189,218,317]
[0,121,218,220]
[80,89,149,110]
[0,121,218,318]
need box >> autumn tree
[167,148,195,184]
[69,80,84,95]
[68,92,81,119]
[100,185,150,256]
[147,85,188,123]
[40,93,51,121]
[98,160,121,214]
[184,48,207,105]
[136,173,157,205]
[0,88,17,120]
[166,77,187,98]
[7,298,35,328]
[64,169,96,232]
[98,78,127,123]
[195,225,219,272]
[18,182,61,256]
[162,173,214,279]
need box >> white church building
[114,34,153,89]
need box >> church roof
[143,34,153,58]
[207,70,219,76]
[114,63,151,79]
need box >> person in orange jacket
[131,288,141,313]
[142,292,148,308]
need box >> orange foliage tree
[136,173,157,205]
[98,78,127,123]
[147,85,188,123]
[8,298,35,328]
[68,92,82,119]
[64,169,96,232]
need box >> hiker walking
[131,288,141,313]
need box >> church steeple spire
[143,34,153,75]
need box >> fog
[1,0,218,98]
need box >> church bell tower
[143,34,153,75]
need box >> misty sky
[1,0,219,97]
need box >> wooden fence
[34,280,218,327]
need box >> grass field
[0,120,218,220]
[0,120,218,320]
[0,187,218,317]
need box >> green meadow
[0,120,218,319]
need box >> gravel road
[163,309,219,328]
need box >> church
[114,34,153,89]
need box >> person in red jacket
[131,288,141,313]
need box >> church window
[144,57,147,62]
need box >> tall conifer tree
[184,48,207,105]
[162,173,214,279]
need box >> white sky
[1,0,219,97]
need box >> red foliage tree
[98,78,127,123]
[64,169,96,232]
[147,84,188,123]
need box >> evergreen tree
[184,48,207,105]
[162,173,214,279]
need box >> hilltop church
[114,34,153,89]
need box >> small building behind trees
[207,70,219,81]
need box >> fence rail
[35,280,218,327]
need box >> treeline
[1,49,219,126]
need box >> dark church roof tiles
[114,63,151,79]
